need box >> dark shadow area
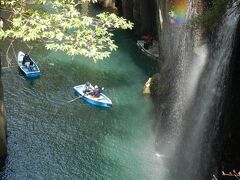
[113,29,159,77]
[220,19,240,179]
[0,154,6,169]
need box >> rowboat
[136,40,159,59]
[17,51,41,78]
[73,84,112,108]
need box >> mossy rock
[150,73,161,96]
[0,112,7,159]
[150,72,173,98]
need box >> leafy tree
[0,0,133,62]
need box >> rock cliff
[122,0,156,35]
[99,0,157,36]
[0,56,7,163]
[221,18,240,171]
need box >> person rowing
[83,82,93,94]
[22,54,34,71]
[90,85,104,98]
[83,82,104,98]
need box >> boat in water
[17,51,41,78]
[136,40,159,59]
[73,84,112,108]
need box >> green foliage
[191,0,229,29]
[0,0,133,61]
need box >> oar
[1,65,18,69]
[67,96,82,103]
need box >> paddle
[67,96,82,103]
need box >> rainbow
[170,0,187,25]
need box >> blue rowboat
[17,51,41,78]
[73,84,112,108]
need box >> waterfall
[180,2,240,178]
[156,0,240,179]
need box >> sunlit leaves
[36,0,47,4]
[0,0,17,6]
[0,29,5,39]
[12,17,23,27]
[97,12,134,29]
[0,0,134,60]
[55,31,64,41]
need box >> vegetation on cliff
[191,0,230,29]
[0,0,133,61]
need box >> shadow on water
[113,30,159,77]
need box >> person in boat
[142,34,153,49]
[22,54,34,70]
[90,85,99,97]
[88,85,99,98]
[83,82,93,94]
[91,85,104,98]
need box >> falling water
[157,0,240,179]
[179,2,240,178]
[156,0,197,156]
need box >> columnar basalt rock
[0,47,8,163]
[0,80,7,161]
[121,0,134,21]
[99,0,157,35]
[121,0,156,35]
[0,10,7,159]
[140,0,156,35]
[132,0,141,35]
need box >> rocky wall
[0,81,7,162]
[221,18,240,171]
[121,0,156,35]
[0,55,7,162]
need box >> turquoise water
[0,30,164,179]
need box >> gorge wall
[221,18,240,171]
[0,56,7,162]
[0,80,7,162]
[99,0,240,177]
[121,0,156,35]
[98,0,157,36]
[0,9,10,162]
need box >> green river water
[0,28,165,179]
